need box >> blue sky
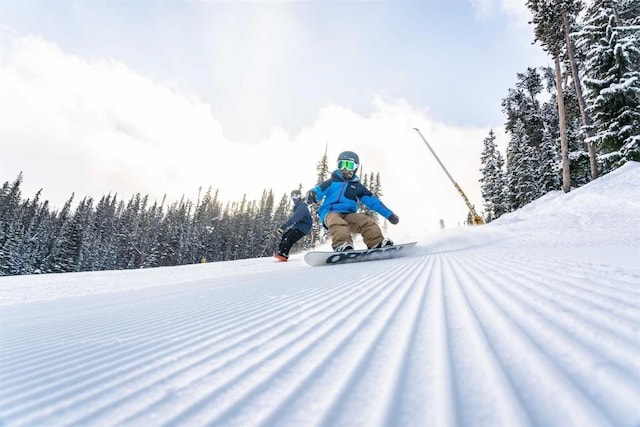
[0,0,549,232]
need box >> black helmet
[290,189,302,202]
[337,151,359,164]
[337,150,359,175]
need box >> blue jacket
[310,170,394,226]
[282,199,313,234]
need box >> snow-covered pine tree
[316,145,330,184]
[579,0,640,172]
[503,68,545,151]
[138,199,163,268]
[43,194,76,273]
[147,197,190,267]
[527,0,573,192]
[15,190,49,274]
[560,0,600,179]
[539,66,592,187]
[117,194,148,269]
[71,197,96,272]
[506,121,542,210]
[254,189,276,257]
[479,130,508,222]
[0,175,25,275]
[359,172,378,221]
[307,147,330,248]
[539,127,561,193]
[92,194,119,270]
[502,67,565,196]
[189,189,225,264]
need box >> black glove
[306,190,317,205]
[388,213,399,225]
[276,224,287,235]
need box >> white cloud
[469,0,534,29]
[469,0,496,19]
[1,36,496,239]
[500,0,534,29]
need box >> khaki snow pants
[324,212,384,249]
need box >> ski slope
[1,162,639,427]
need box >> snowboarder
[306,150,399,252]
[274,189,313,261]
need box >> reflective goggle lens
[338,160,357,171]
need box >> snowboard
[304,242,417,267]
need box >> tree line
[0,149,386,276]
[479,0,639,222]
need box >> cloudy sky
[0,0,549,236]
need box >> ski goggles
[337,160,358,171]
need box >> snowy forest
[1,0,639,276]
[479,0,639,221]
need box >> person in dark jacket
[274,189,313,261]
[306,150,399,252]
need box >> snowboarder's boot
[333,242,354,252]
[274,252,288,262]
[371,237,393,249]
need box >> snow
[1,162,639,427]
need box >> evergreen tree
[12,191,49,274]
[527,0,574,192]
[562,0,600,178]
[307,147,331,248]
[192,187,222,264]
[539,66,592,186]
[506,121,542,210]
[539,128,562,193]
[580,0,640,171]
[253,189,277,257]
[359,172,377,221]
[72,197,95,272]
[0,175,24,275]
[316,145,331,184]
[502,68,545,151]
[93,194,119,270]
[479,130,508,222]
[44,195,76,273]
[140,199,164,268]
[147,197,190,267]
[118,194,148,269]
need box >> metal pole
[413,128,484,225]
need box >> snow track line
[159,259,423,426]
[311,260,429,426]
[491,249,640,293]
[99,270,404,426]
[256,256,455,427]
[441,254,533,427]
[69,261,396,425]
[389,255,458,426]
[470,252,640,370]
[2,269,395,425]
[380,256,446,427]
[2,272,346,416]
[453,251,640,426]
[2,278,324,392]
[449,253,610,426]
